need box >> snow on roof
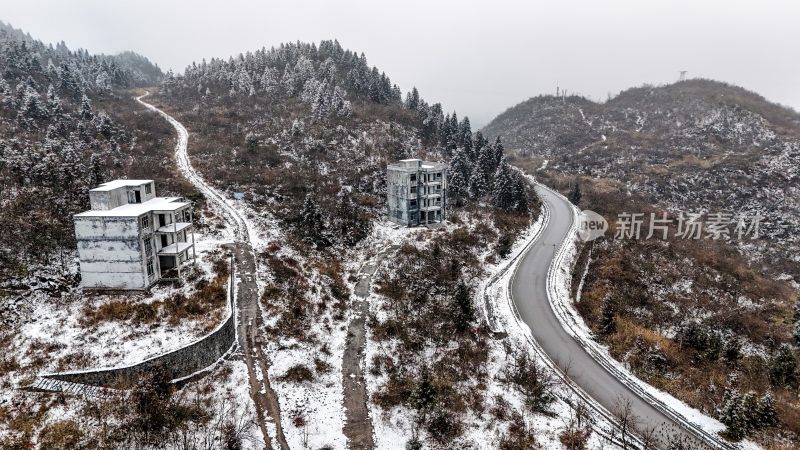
[388,160,445,171]
[75,197,190,218]
[90,179,153,192]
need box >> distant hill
[0,20,162,88]
[484,79,800,275]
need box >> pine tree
[89,153,104,188]
[755,392,778,428]
[459,117,473,154]
[260,67,279,94]
[299,194,328,248]
[448,149,472,206]
[79,93,93,121]
[452,280,474,332]
[472,131,487,162]
[16,84,44,124]
[95,71,112,92]
[493,136,505,167]
[718,389,746,440]
[492,159,516,211]
[405,86,420,110]
[599,296,617,335]
[568,183,582,205]
[0,77,10,104]
[45,84,62,117]
[469,162,489,200]
[511,173,529,214]
[769,343,798,388]
[478,143,498,179]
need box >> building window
[145,183,152,194]
[144,237,152,257]
[141,215,149,230]
[410,199,417,209]
[410,185,416,194]
[410,174,416,182]
[146,259,154,277]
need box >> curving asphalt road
[512,184,714,449]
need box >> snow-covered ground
[3,231,232,390]
[360,213,624,449]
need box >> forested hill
[0,22,172,278]
[0,20,162,88]
[157,39,532,250]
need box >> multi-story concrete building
[386,159,447,226]
[74,179,196,290]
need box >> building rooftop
[388,159,445,171]
[75,197,190,218]
[90,179,153,192]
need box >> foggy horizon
[2,0,798,128]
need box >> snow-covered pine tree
[281,65,298,96]
[16,84,44,126]
[405,86,420,110]
[459,117,473,153]
[95,112,114,138]
[448,149,472,206]
[79,93,93,120]
[0,77,10,104]
[511,172,529,214]
[95,71,112,92]
[439,112,453,148]
[491,159,516,211]
[471,131,487,162]
[89,153,104,188]
[331,86,352,117]
[45,84,62,117]
[299,194,328,248]
[755,392,778,428]
[493,136,505,167]
[769,343,798,388]
[260,67,279,94]
[718,389,746,439]
[469,161,490,200]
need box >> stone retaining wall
[42,256,237,388]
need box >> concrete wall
[89,183,156,211]
[387,169,414,226]
[44,262,236,387]
[75,217,148,290]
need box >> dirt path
[136,93,289,450]
[342,245,398,449]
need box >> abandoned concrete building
[386,159,447,226]
[74,179,196,290]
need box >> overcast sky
[3,0,798,127]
